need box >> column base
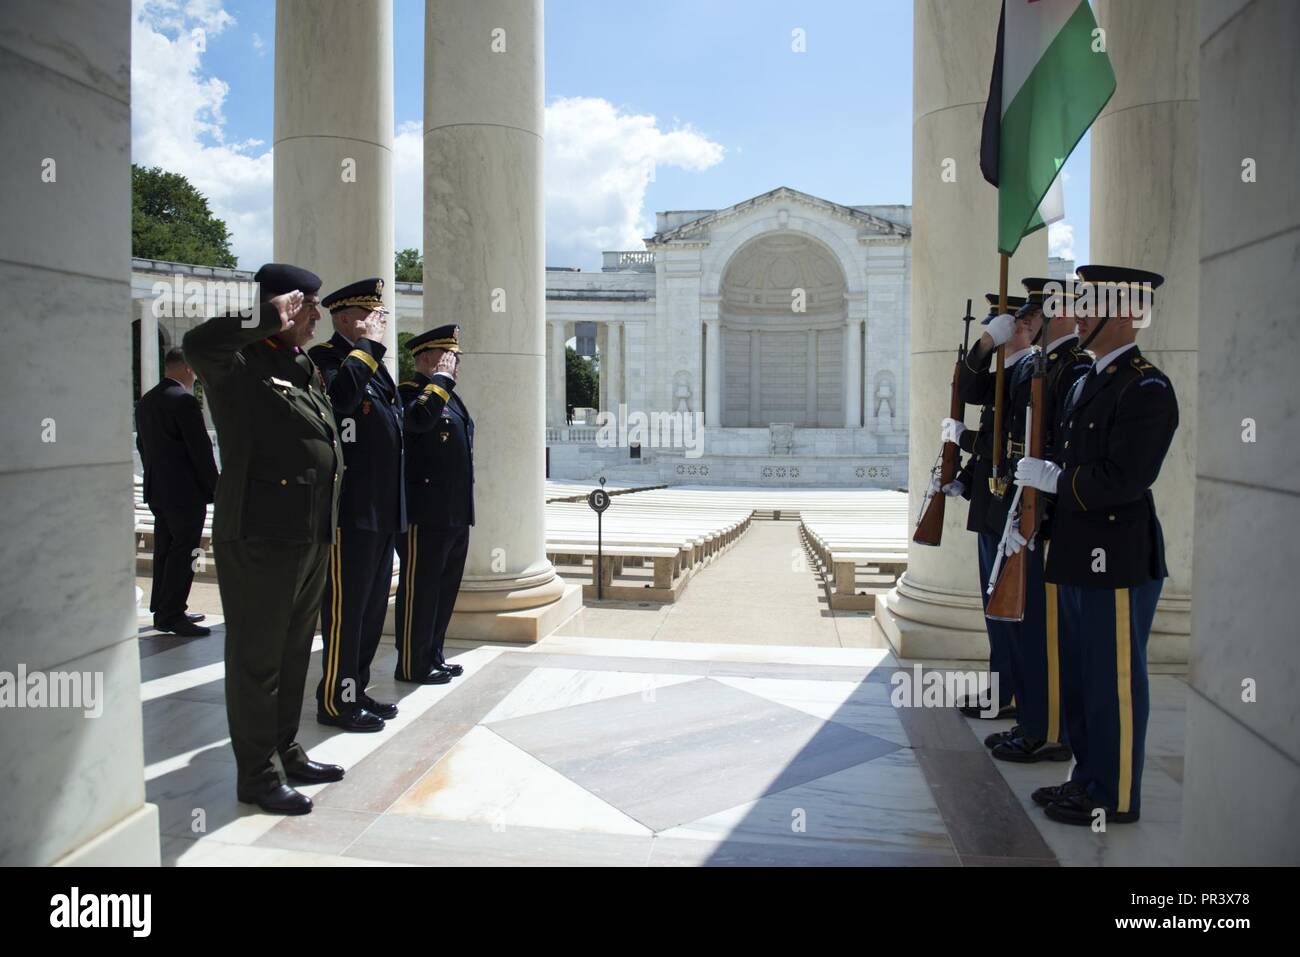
[448,581,582,644]
[52,803,160,867]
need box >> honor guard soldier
[1013,265,1177,825]
[183,263,345,816]
[312,278,407,733]
[984,278,1090,764]
[940,293,1026,719]
[394,326,474,685]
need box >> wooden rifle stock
[986,357,1046,622]
[913,353,963,546]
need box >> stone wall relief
[873,371,896,432]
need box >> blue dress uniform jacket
[955,343,1006,536]
[309,332,406,534]
[401,372,475,528]
[1045,346,1178,588]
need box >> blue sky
[131,0,1088,270]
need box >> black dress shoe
[395,667,452,685]
[434,659,464,677]
[156,618,211,637]
[959,702,1017,720]
[1031,780,1086,807]
[186,613,207,623]
[1044,790,1139,826]
[361,696,398,720]
[984,725,1022,749]
[236,784,313,815]
[316,707,385,733]
[991,735,1073,763]
[284,758,345,784]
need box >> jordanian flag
[980,0,1116,255]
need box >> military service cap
[322,277,387,313]
[1017,276,1079,318]
[407,324,462,355]
[253,262,321,300]
[1076,265,1164,316]
[982,292,1027,323]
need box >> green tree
[131,164,237,267]
[565,346,598,408]
[395,248,423,282]
[397,331,416,383]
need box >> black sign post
[587,476,611,600]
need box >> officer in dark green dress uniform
[1013,265,1177,825]
[939,293,1025,719]
[311,279,406,733]
[394,326,474,684]
[985,278,1090,764]
[183,263,345,816]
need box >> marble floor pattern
[141,602,1189,866]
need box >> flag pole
[991,252,1009,493]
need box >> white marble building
[132,186,912,488]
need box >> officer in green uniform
[183,263,345,816]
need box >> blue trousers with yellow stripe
[1057,578,1162,815]
[977,532,1022,711]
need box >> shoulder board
[315,341,334,348]
[1131,355,1157,372]
[399,381,419,389]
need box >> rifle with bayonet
[985,347,1047,621]
[913,300,977,546]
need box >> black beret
[407,324,461,355]
[253,262,321,300]
[322,277,386,313]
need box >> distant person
[566,403,574,425]
[183,263,346,816]
[135,347,218,637]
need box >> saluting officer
[183,263,345,816]
[938,293,1026,720]
[1013,265,1176,826]
[984,277,1090,765]
[311,279,406,733]
[394,326,474,685]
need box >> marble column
[876,0,1047,659]
[596,324,609,413]
[0,0,159,865]
[704,318,722,427]
[1089,0,1198,660]
[844,318,863,427]
[274,0,397,374]
[1181,0,1300,865]
[607,321,623,412]
[424,0,578,642]
[139,300,159,396]
[547,321,566,428]
[805,329,818,426]
[749,331,762,426]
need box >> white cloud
[132,6,724,274]
[132,0,273,267]
[1048,221,1075,261]
[543,97,724,269]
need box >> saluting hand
[433,350,459,382]
[356,309,387,343]
[270,290,304,331]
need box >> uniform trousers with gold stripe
[996,543,1064,744]
[1058,578,1162,816]
[316,528,396,716]
[394,525,469,681]
[977,531,1022,711]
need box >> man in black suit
[136,348,219,637]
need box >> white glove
[942,479,965,498]
[940,417,966,444]
[986,312,1016,347]
[1015,456,1062,494]
[1002,520,1035,556]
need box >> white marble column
[1090,0,1198,660]
[844,318,863,427]
[704,317,722,427]
[547,320,566,428]
[424,0,578,641]
[274,0,397,374]
[0,0,159,865]
[805,329,818,426]
[1181,0,1299,865]
[748,331,762,426]
[876,0,1047,659]
[607,321,623,412]
[139,300,159,396]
